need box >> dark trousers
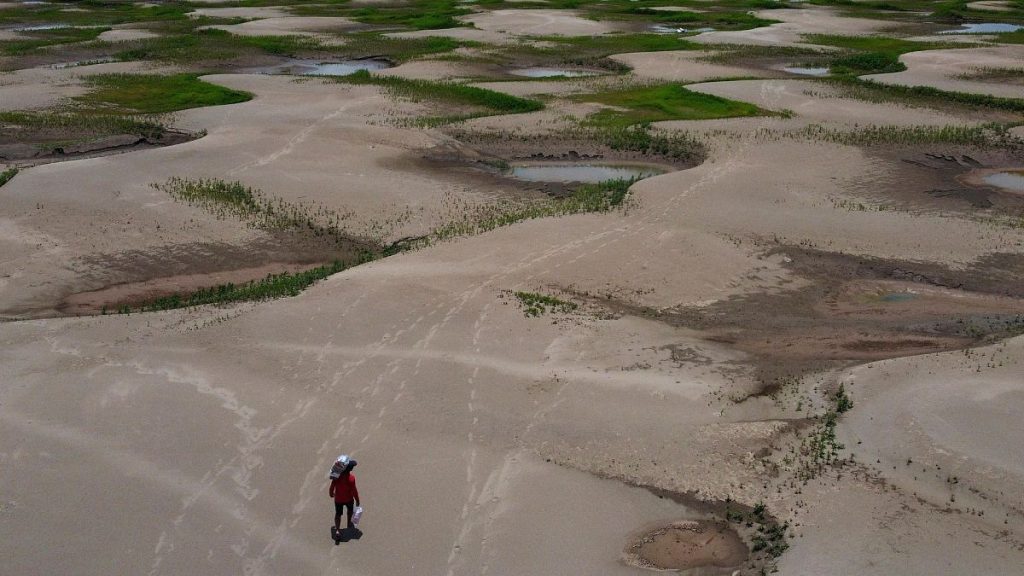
[334,500,354,528]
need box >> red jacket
[329,474,359,503]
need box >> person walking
[329,456,360,533]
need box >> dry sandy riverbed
[1,3,1024,575]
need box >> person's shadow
[335,527,363,543]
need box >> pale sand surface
[966,0,1013,10]
[686,79,982,128]
[188,6,290,19]
[693,7,893,48]
[777,337,1024,575]
[612,50,773,83]
[204,16,356,39]
[865,45,1024,99]
[462,9,621,36]
[0,74,511,315]
[376,58,475,81]
[386,26,517,44]
[97,28,159,42]
[3,5,1024,575]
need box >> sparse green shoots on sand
[431,178,636,241]
[798,122,1022,148]
[153,177,356,245]
[513,291,578,317]
[114,258,375,315]
[824,77,1024,114]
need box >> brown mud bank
[0,128,200,166]
[875,148,1024,211]
[624,520,748,575]
[418,128,704,197]
[11,231,376,319]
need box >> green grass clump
[829,51,903,75]
[827,77,1024,114]
[525,33,698,70]
[604,124,704,160]
[113,28,324,64]
[600,123,706,162]
[0,26,109,56]
[0,2,187,27]
[0,167,17,188]
[291,0,470,30]
[578,83,765,128]
[513,291,578,317]
[804,34,962,75]
[610,6,778,31]
[333,33,473,63]
[339,69,543,124]
[115,257,375,314]
[77,74,251,114]
[995,30,1024,44]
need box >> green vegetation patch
[995,30,1024,44]
[0,167,17,188]
[432,177,635,241]
[112,258,373,315]
[291,0,471,30]
[804,34,965,75]
[515,33,699,71]
[825,76,1024,114]
[513,291,578,317]
[577,83,765,128]
[0,26,109,56]
[332,33,474,63]
[608,6,779,31]
[338,69,543,124]
[0,1,187,28]
[77,73,251,114]
[112,28,324,64]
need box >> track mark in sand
[72,353,319,575]
[227,96,373,176]
[0,409,328,574]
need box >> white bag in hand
[352,506,363,526]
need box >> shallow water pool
[242,58,389,76]
[509,163,665,183]
[983,170,1024,192]
[939,22,1022,34]
[508,67,598,78]
[649,24,715,34]
[782,66,830,76]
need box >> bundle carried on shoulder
[328,454,356,479]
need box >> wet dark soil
[423,129,703,198]
[871,147,1024,212]
[33,230,375,318]
[0,129,198,165]
[580,247,1024,392]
